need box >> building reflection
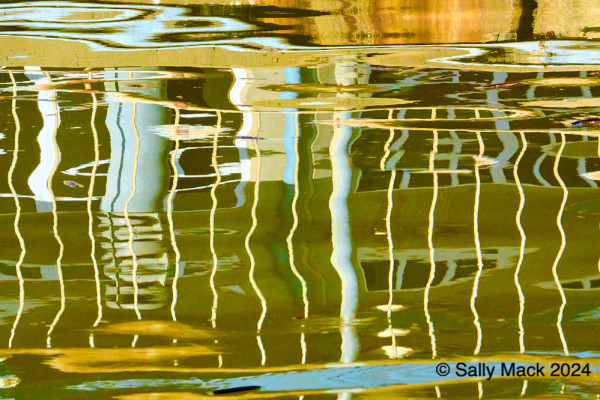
[0,61,598,378]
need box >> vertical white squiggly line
[286,113,309,364]
[386,168,397,358]
[383,112,397,358]
[88,75,102,347]
[8,72,25,349]
[424,129,438,359]
[124,102,142,322]
[246,130,267,365]
[552,133,569,356]
[380,110,395,171]
[45,71,65,349]
[210,111,222,329]
[209,111,223,368]
[514,132,527,354]
[168,107,181,322]
[471,131,484,355]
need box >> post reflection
[40,70,65,349]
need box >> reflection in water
[552,133,569,356]
[471,131,484,356]
[0,54,600,399]
[124,102,142,322]
[330,110,359,365]
[424,129,438,359]
[167,109,180,324]
[247,137,267,366]
[88,79,102,346]
[383,115,396,359]
[513,132,527,355]
[43,70,66,349]
[7,72,24,349]
[287,114,309,364]
[209,112,222,368]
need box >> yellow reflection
[286,114,309,364]
[209,111,222,329]
[471,131,484,356]
[381,345,412,358]
[383,116,397,358]
[209,111,223,367]
[124,102,142,321]
[424,129,438,359]
[380,110,395,171]
[95,320,211,340]
[7,71,25,349]
[245,129,267,365]
[88,75,102,348]
[513,132,527,354]
[552,133,569,356]
[168,107,181,322]
[45,71,65,349]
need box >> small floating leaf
[429,72,457,80]
[234,136,265,140]
[582,171,600,180]
[63,180,84,188]
[476,81,523,90]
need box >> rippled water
[0,1,600,399]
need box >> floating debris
[63,180,84,188]
[213,386,261,395]
[473,155,498,166]
[476,81,523,90]
[340,65,400,71]
[429,72,457,80]
[570,117,600,126]
[151,124,231,141]
[375,304,405,312]
[234,135,265,140]
[582,171,600,180]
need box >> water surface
[0,1,599,399]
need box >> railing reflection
[424,129,438,359]
[471,130,484,356]
[88,77,102,347]
[0,65,598,377]
[7,71,24,349]
[552,133,569,356]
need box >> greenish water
[0,1,599,399]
